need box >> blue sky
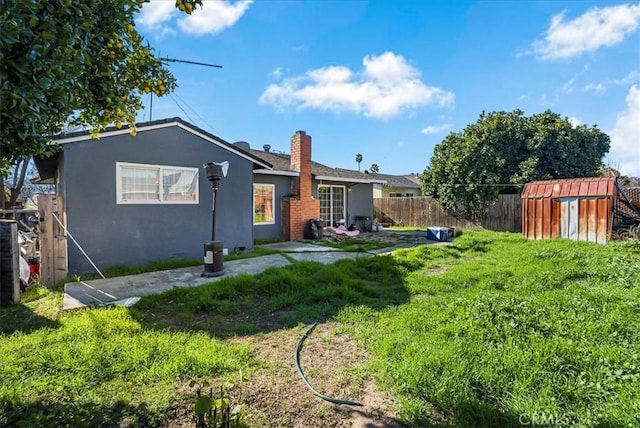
[134,0,640,176]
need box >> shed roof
[521,177,617,199]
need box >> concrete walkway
[63,242,363,310]
[62,238,443,310]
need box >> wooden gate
[37,195,68,287]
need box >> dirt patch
[219,322,405,427]
[423,266,451,276]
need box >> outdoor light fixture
[202,161,229,277]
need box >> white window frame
[253,183,275,225]
[116,162,199,204]
[318,184,346,226]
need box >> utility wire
[170,91,221,136]
[168,93,197,125]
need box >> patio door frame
[318,184,346,226]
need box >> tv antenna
[148,57,222,120]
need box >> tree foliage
[355,153,363,171]
[0,0,203,173]
[421,109,611,219]
[370,163,379,173]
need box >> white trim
[318,184,346,225]
[315,175,386,184]
[253,183,276,225]
[174,122,271,169]
[254,169,299,177]
[116,161,199,205]
[54,122,177,144]
[51,120,272,170]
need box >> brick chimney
[281,130,320,241]
[291,130,312,199]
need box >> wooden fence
[374,194,522,232]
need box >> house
[521,177,639,244]
[247,131,386,241]
[35,117,272,274]
[34,117,388,275]
[370,173,422,198]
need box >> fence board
[0,220,20,305]
[373,195,522,232]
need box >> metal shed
[521,177,623,244]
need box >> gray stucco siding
[344,183,374,226]
[313,179,374,228]
[61,126,255,274]
[252,173,292,241]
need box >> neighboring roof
[49,117,272,170]
[249,149,385,184]
[366,172,421,188]
[521,177,618,199]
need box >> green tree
[0,0,203,174]
[355,153,363,171]
[421,109,610,219]
[370,163,379,173]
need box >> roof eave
[254,169,298,177]
[48,118,272,170]
[315,175,384,184]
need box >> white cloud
[568,116,582,127]
[178,0,253,35]
[137,0,252,38]
[609,69,640,85]
[582,69,640,94]
[607,85,640,176]
[269,67,287,80]
[421,123,452,135]
[259,52,454,119]
[138,1,176,28]
[582,82,607,94]
[531,3,640,60]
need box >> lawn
[1,231,638,427]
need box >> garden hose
[294,322,363,406]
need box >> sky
[134,0,640,177]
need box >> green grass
[2,231,639,427]
[0,306,255,427]
[131,255,410,337]
[385,225,424,231]
[337,232,640,427]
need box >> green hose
[294,322,363,406]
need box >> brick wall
[286,131,320,241]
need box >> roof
[521,177,618,199]
[366,172,421,188]
[249,149,385,184]
[49,117,272,170]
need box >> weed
[193,383,243,428]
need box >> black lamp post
[202,161,228,277]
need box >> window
[389,192,403,197]
[116,162,199,204]
[319,185,345,226]
[254,183,275,224]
